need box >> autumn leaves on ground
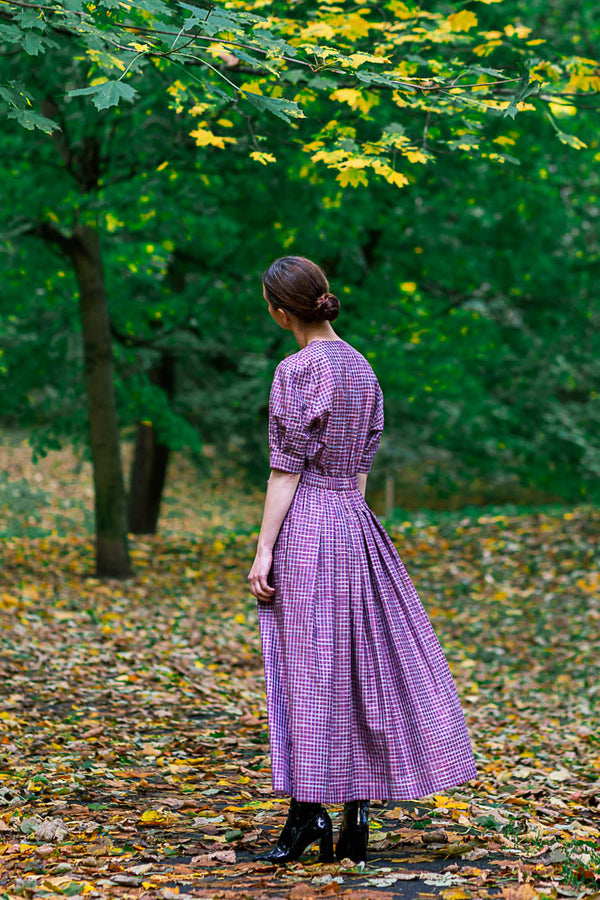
[1,442,599,900]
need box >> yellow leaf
[392,90,413,108]
[447,10,478,31]
[388,1,415,18]
[549,101,577,118]
[234,613,246,624]
[189,127,235,149]
[383,169,409,188]
[105,213,123,232]
[213,539,226,553]
[404,148,428,164]
[330,88,378,114]
[434,794,469,809]
[107,53,126,71]
[441,890,471,900]
[555,131,587,149]
[167,79,186,97]
[347,52,389,66]
[482,99,509,110]
[240,80,264,96]
[472,39,502,56]
[336,168,368,187]
[312,148,348,166]
[140,809,170,824]
[300,22,335,40]
[565,68,600,94]
[576,576,599,593]
[249,151,277,165]
[340,13,373,39]
[189,103,209,116]
[504,23,531,39]
[302,140,325,153]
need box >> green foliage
[0,0,599,507]
[66,80,138,110]
[0,0,598,175]
[0,83,59,132]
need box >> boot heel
[335,800,369,863]
[346,828,368,861]
[318,825,334,863]
[257,798,334,865]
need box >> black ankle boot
[335,799,370,862]
[256,797,334,864]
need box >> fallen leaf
[501,885,540,900]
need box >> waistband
[298,470,359,492]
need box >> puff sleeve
[268,362,310,473]
[356,381,384,474]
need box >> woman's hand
[248,548,276,602]
[248,469,301,603]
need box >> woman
[248,256,477,865]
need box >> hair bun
[316,291,340,322]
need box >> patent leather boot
[256,797,334,864]
[335,799,370,862]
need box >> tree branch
[26,220,78,256]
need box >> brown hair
[263,256,340,323]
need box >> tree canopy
[2,0,598,169]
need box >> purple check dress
[257,339,477,803]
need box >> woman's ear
[273,306,293,330]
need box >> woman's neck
[293,323,339,349]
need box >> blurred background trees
[1,0,598,575]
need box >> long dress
[257,338,477,803]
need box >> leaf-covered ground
[1,440,599,900]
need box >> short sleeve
[356,382,384,474]
[268,362,309,473]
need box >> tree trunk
[128,351,175,534]
[71,224,133,578]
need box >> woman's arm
[357,472,367,498]
[248,468,301,602]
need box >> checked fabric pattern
[257,339,478,802]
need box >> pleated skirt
[257,469,477,803]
